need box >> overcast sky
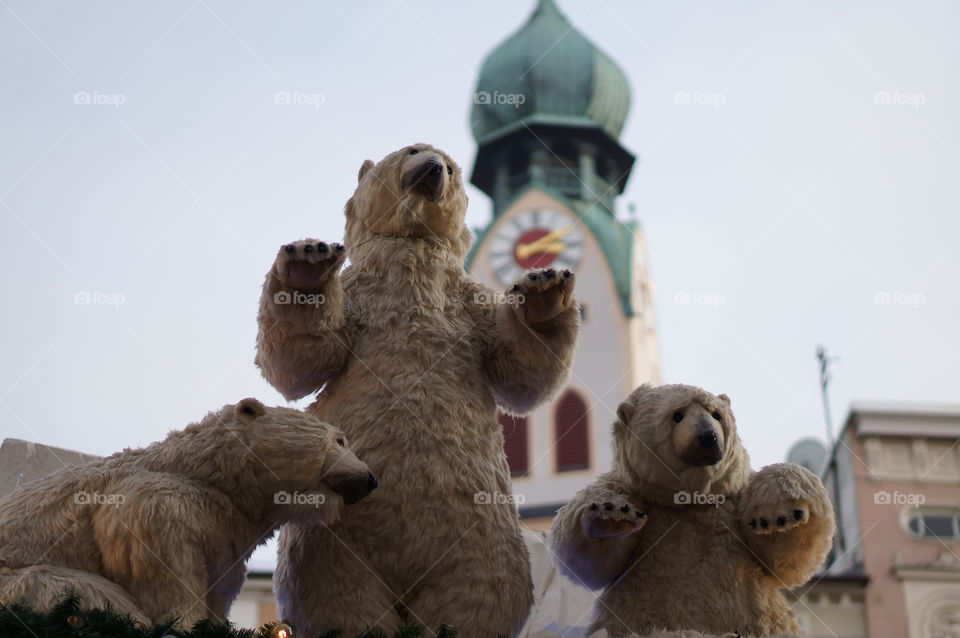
[2,1,958,479]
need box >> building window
[555,390,590,472]
[906,508,960,541]
[498,412,528,478]
[507,147,529,176]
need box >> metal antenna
[816,345,837,443]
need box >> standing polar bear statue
[550,383,835,638]
[256,144,580,638]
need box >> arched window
[498,412,529,478]
[555,390,590,472]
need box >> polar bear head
[344,143,471,263]
[180,399,377,525]
[613,384,752,506]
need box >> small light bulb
[273,622,294,638]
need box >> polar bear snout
[693,427,723,466]
[321,446,377,505]
[677,414,725,467]
[402,153,447,202]
[326,470,378,505]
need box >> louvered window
[555,390,589,472]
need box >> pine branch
[0,599,466,638]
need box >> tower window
[555,390,590,472]
[507,147,529,175]
[498,411,529,477]
[552,139,578,169]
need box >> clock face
[487,208,584,286]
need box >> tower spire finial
[532,0,562,18]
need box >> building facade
[466,0,661,529]
[787,575,868,638]
[819,402,960,638]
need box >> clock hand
[514,224,574,259]
[515,241,567,260]
[529,224,573,247]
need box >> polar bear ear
[617,382,654,425]
[358,159,375,183]
[718,393,731,405]
[235,398,266,423]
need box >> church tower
[467,0,661,527]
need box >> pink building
[820,401,960,638]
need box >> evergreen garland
[0,595,459,638]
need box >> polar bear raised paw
[581,497,647,539]
[510,268,576,325]
[275,240,346,291]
